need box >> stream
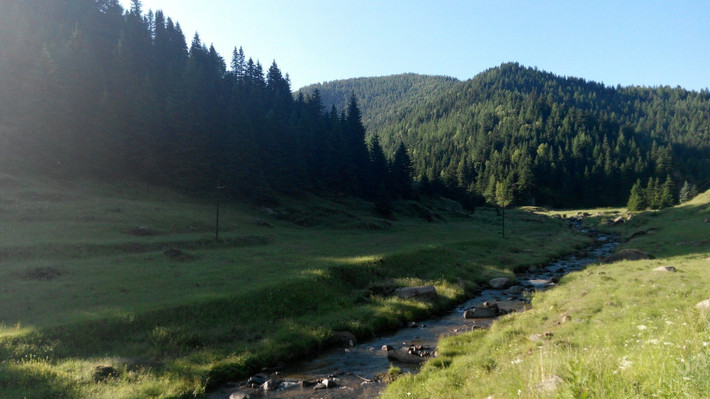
[211,228,618,399]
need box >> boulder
[313,377,338,389]
[262,379,281,391]
[229,393,251,399]
[528,333,543,342]
[299,380,317,388]
[603,249,653,263]
[508,285,524,295]
[463,302,501,319]
[489,277,513,289]
[386,349,426,363]
[537,375,564,393]
[385,345,434,363]
[329,331,357,347]
[696,299,710,310]
[394,285,437,300]
[653,266,677,272]
[611,216,625,225]
[247,373,268,386]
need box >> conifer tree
[679,180,697,203]
[646,177,659,209]
[342,94,370,193]
[659,176,675,208]
[390,142,414,198]
[627,179,647,211]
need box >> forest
[304,65,710,208]
[0,0,413,210]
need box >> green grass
[384,191,710,399]
[0,172,591,398]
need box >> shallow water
[211,231,618,399]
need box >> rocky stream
[211,228,619,399]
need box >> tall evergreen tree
[627,179,647,211]
[390,142,414,198]
[341,94,370,193]
[679,180,697,203]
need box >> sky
[120,0,710,91]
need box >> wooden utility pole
[215,182,224,241]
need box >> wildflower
[637,325,648,331]
[619,357,632,370]
[511,358,523,365]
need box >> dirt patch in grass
[125,226,157,236]
[163,248,197,261]
[23,191,78,202]
[0,236,273,262]
[18,266,62,281]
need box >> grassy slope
[0,172,591,399]
[384,192,710,398]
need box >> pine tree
[679,180,696,203]
[646,177,660,209]
[390,142,414,198]
[659,176,675,208]
[368,134,389,192]
[230,46,245,81]
[342,94,370,194]
[626,179,647,211]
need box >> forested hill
[0,0,414,207]
[304,64,710,208]
[299,74,457,133]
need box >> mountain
[302,64,710,208]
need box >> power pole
[215,182,225,241]
[501,205,505,239]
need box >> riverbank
[214,227,619,399]
[0,176,592,399]
[384,192,710,398]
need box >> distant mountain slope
[299,74,458,133]
[302,64,710,207]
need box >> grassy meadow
[0,172,591,399]
[384,191,710,398]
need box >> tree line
[0,0,414,207]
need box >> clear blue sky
[121,0,710,91]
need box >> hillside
[384,190,710,398]
[299,74,457,133]
[307,64,710,208]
